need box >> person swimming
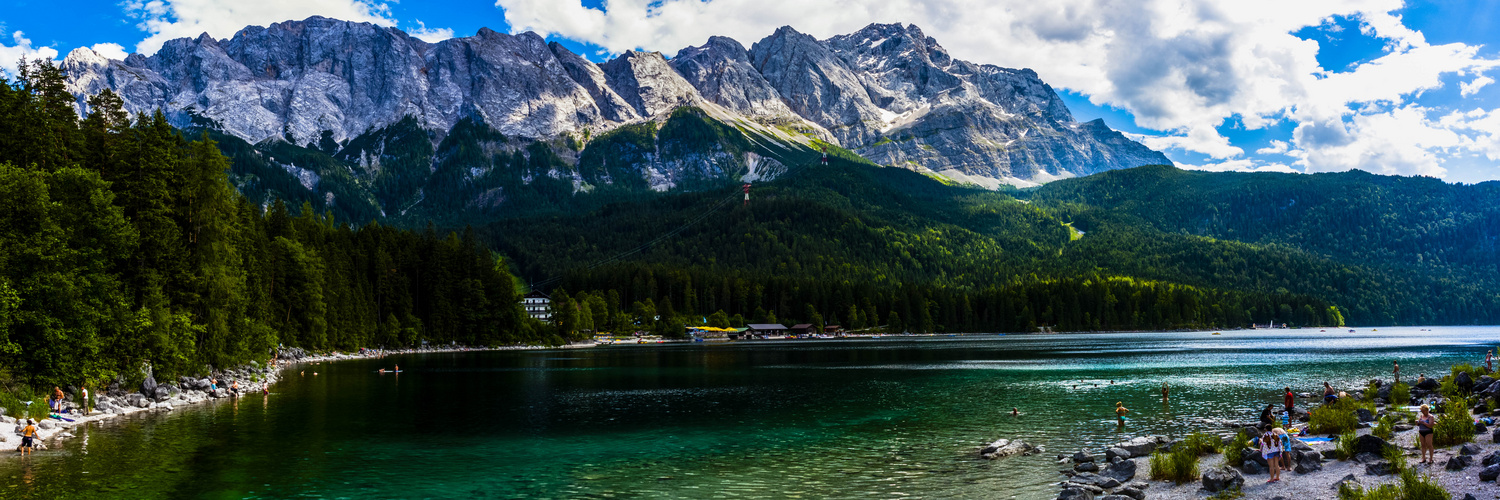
[1011,407,1019,416]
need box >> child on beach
[19,419,36,456]
[1260,426,1282,482]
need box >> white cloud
[126,0,398,55]
[89,43,129,61]
[0,31,60,75]
[496,0,1498,179]
[1462,76,1495,97]
[1256,140,1291,155]
[407,20,454,43]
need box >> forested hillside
[0,61,536,389]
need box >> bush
[1390,382,1411,407]
[1383,441,1408,474]
[1178,432,1222,456]
[1433,396,1475,447]
[1365,380,1381,402]
[1310,397,1364,435]
[1207,486,1245,500]
[1337,470,1450,500]
[1373,414,1396,441]
[1149,446,1200,484]
[1334,431,1358,460]
[1224,430,1251,466]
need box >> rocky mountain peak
[601,50,703,118]
[670,36,805,122]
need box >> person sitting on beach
[1114,402,1130,424]
[20,419,37,456]
[1259,404,1277,426]
[1417,404,1436,464]
[1323,382,1337,404]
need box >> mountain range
[61,16,1169,221]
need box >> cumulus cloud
[0,31,59,76]
[496,0,1499,178]
[1256,140,1291,155]
[1461,76,1494,97]
[407,20,454,43]
[125,0,398,55]
[89,43,129,61]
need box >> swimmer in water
[1012,407,1019,416]
[1115,402,1130,425]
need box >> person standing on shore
[1261,426,1282,483]
[1283,387,1295,422]
[1489,349,1494,372]
[1115,402,1130,425]
[1417,405,1436,464]
[80,385,89,415]
[1394,361,1400,385]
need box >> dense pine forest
[0,61,536,390]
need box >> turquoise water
[3,327,1499,499]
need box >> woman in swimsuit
[1115,402,1130,425]
[1417,404,1436,464]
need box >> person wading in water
[1115,402,1130,425]
[1161,382,1169,403]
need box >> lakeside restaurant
[736,323,789,339]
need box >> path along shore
[0,343,594,456]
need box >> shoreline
[1,343,593,457]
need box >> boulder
[1114,487,1145,500]
[1356,408,1375,422]
[1101,459,1136,482]
[1332,473,1359,491]
[1461,443,1484,456]
[1352,435,1391,456]
[1482,451,1500,467]
[1321,449,1342,460]
[1073,449,1095,463]
[1289,406,1311,422]
[37,420,55,430]
[1377,383,1392,400]
[1240,461,1265,475]
[153,386,171,402]
[1481,464,1500,482]
[141,374,157,396]
[979,439,1037,460]
[1477,375,1496,393]
[1097,496,1131,500]
[1353,452,1382,464]
[1458,371,1475,391]
[1492,427,1500,444]
[1365,461,1394,476]
[1074,462,1099,473]
[1416,378,1438,391]
[1202,467,1244,493]
[1110,436,1166,458]
[1447,455,1475,471]
[1056,488,1094,500]
[1463,494,1478,500]
[1104,447,1130,461]
[1292,450,1323,474]
[1478,422,1489,434]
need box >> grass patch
[1207,486,1245,500]
[1334,431,1359,460]
[1337,470,1450,500]
[1390,382,1410,406]
[1224,430,1252,467]
[1373,414,1396,441]
[1149,446,1201,484]
[1177,432,1223,455]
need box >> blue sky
[3,0,1499,183]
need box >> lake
[3,327,1498,499]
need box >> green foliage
[1391,382,1411,406]
[1310,398,1364,435]
[1148,445,1201,484]
[1338,470,1450,500]
[1373,414,1396,441]
[1224,430,1251,466]
[1207,486,1245,500]
[1334,431,1359,460]
[1433,396,1475,447]
[1178,432,1223,456]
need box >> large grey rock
[1056,488,1094,500]
[978,438,1036,459]
[1461,443,1484,456]
[1332,473,1360,490]
[1365,461,1394,476]
[1074,461,1099,473]
[1202,467,1243,493]
[1352,435,1391,456]
[1070,473,1121,489]
[1457,371,1475,391]
[1114,487,1145,500]
[1101,459,1136,482]
[1292,450,1323,474]
[1416,378,1439,391]
[37,420,55,430]
[1073,450,1095,463]
[1240,460,1266,475]
[1481,463,1500,481]
[141,374,157,395]
[1483,451,1500,467]
[1108,436,1167,458]
[1477,376,1495,393]
[1356,408,1375,422]
[1448,455,1475,471]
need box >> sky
[2,0,1500,183]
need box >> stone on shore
[1356,407,1375,422]
[1240,460,1265,475]
[1461,443,1484,456]
[1365,461,1394,476]
[1457,371,1475,391]
[1483,451,1500,467]
[1447,455,1475,471]
[1292,450,1323,473]
[1477,375,1495,393]
[1110,436,1167,458]
[1101,459,1136,482]
[1332,473,1360,490]
[1201,467,1243,493]
[1104,447,1130,461]
[1074,461,1099,473]
[1073,449,1095,463]
[1352,435,1391,456]
[1057,487,1095,500]
[1481,463,1500,482]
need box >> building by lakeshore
[522,291,552,322]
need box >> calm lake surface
[4,327,1500,499]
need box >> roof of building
[790,324,814,329]
[746,323,787,330]
[523,290,551,299]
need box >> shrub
[1207,486,1245,500]
[1373,414,1396,441]
[1433,396,1475,447]
[1334,431,1359,460]
[1338,470,1450,500]
[1149,446,1200,484]
[1365,380,1381,402]
[1310,397,1363,435]
[1224,430,1251,466]
[1178,432,1222,456]
[1383,441,1408,474]
[1390,382,1411,407]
